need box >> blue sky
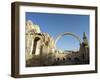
[26,12,89,51]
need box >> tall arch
[55,32,82,47]
[32,37,40,55]
[32,33,44,55]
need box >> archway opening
[55,32,81,52]
[32,37,41,55]
[56,36,80,52]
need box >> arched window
[74,57,80,62]
[63,58,65,61]
[67,57,71,61]
[57,58,60,61]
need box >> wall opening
[32,37,41,55]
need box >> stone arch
[55,32,82,47]
[32,37,40,55]
[32,34,44,55]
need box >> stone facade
[25,20,89,67]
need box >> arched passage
[55,32,82,50]
[32,33,44,55]
[32,37,41,55]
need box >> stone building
[25,20,89,67]
[25,20,56,66]
[52,32,89,65]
